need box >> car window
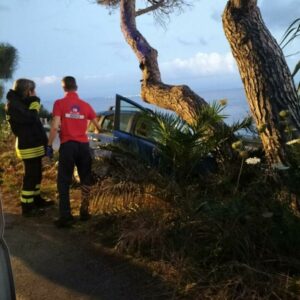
[134,117,154,140]
[119,113,135,133]
[119,100,142,133]
[101,115,114,132]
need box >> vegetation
[0,43,18,122]
[96,0,300,166]
[88,102,300,299]
[1,96,300,298]
[97,0,214,124]
[223,1,300,166]
[0,43,18,81]
[280,18,300,97]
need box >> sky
[0,0,299,107]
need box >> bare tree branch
[119,0,207,125]
[136,1,164,17]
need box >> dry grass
[90,155,172,214]
[88,155,300,299]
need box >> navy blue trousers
[57,141,92,218]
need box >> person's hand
[46,145,53,159]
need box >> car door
[88,94,158,163]
[114,94,158,164]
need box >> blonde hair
[12,78,35,98]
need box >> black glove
[46,145,53,159]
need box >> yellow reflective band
[21,153,44,159]
[21,190,35,196]
[34,184,41,195]
[16,148,22,159]
[20,149,44,156]
[34,183,41,195]
[20,197,34,204]
[29,101,40,111]
[16,145,45,159]
[17,146,45,154]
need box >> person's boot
[79,207,91,221]
[21,203,45,217]
[80,185,91,221]
[54,215,75,228]
[34,195,55,208]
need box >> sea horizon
[43,87,251,125]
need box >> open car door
[114,94,158,164]
[0,194,16,300]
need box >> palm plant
[145,101,253,184]
[90,101,253,215]
[280,18,300,96]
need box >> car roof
[97,110,114,116]
[97,110,148,117]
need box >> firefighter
[6,79,54,217]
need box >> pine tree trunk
[222,0,300,165]
[120,0,208,125]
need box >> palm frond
[280,18,300,100]
[292,60,300,78]
[280,18,300,50]
[192,101,228,132]
[229,115,254,134]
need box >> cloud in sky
[161,52,237,77]
[33,75,60,86]
[33,73,117,87]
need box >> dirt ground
[1,160,172,300]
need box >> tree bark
[120,0,207,125]
[222,0,300,165]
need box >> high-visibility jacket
[6,90,48,159]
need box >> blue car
[88,94,158,164]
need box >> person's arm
[90,117,101,133]
[8,101,39,124]
[48,116,61,146]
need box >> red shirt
[52,92,96,144]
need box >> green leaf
[280,18,300,49]
[292,60,300,77]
